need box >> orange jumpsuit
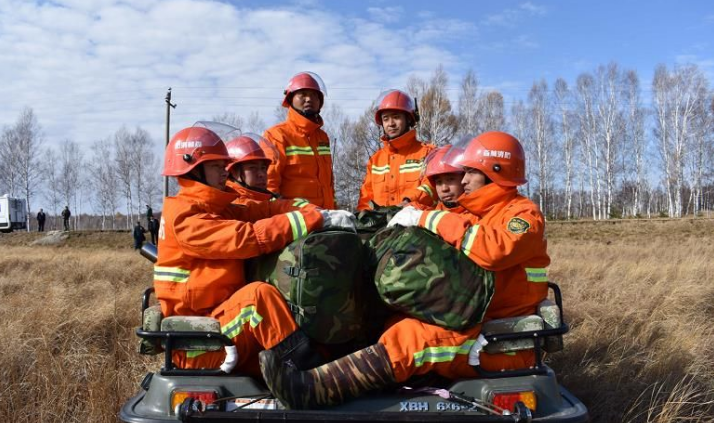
[155,178,323,376]
[226,180,277,205]
[357,130,436,211]
[378,183,549,382]
[264,108,335,209]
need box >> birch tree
[89,140,118,230]
[527,80,554,215]
[10,107,44,230]
[408,66,458,145]
[114,127,134,228]
[58,139,82,230]
[480,91,506,132]
[457,70,480,136]
[554,78,577,219]
[576,73,603,219]
[622,70,646,217]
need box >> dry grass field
[0,221,713,422]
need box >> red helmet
[423,145,465,183]
[375,89,418,126]
[445,132,527,187]
[162,126,230,177]
[225,133,278,172]
[282,71,326,108]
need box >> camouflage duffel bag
[369,226,495,331]
[246,229,368,344]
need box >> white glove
[220,345,238,373]
[387,206,423,228]
[320,210,356,230]
[467,334,489,366]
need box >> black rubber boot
[268,330,323,370]
[259,343,395,409]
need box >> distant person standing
[145,205,153,226]
[148,216,159,245]
[61,206,71,231]
[133,221,146,250]
[36,208,46,232]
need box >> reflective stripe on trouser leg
[174,282,298,377]
[378,317,481,383]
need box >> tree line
[1,61,712,231]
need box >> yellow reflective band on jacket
[424,210,448,233]
[461,225,480,257]
[221,305,264,339]
[292,198,309,208]
[154,266,190,283]
[317,145,331,155]
[186,350,208,358]
[399,163,422,173]
[413,340,475,367]
[285,145,314,156]
[371,164,390,175]
[525,267,548,282]
[417,184,434,198]
[286,211,308,240]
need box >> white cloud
[484,1,547,27]
[367,6,403,24]
[0,0,473,158]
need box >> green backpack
[246,229,367,344]
[369,226,495,331]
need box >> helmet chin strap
[185,165,208,186]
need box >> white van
[0,195,27,232]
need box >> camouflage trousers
[172,282,298,378]
[379,315,535,383]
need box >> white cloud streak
[0,0,472,154]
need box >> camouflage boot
[269,330,324,371]
[259,343,394,409]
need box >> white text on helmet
[176,140,203,150]
[481,150,511,159]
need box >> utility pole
[164,88,177,198]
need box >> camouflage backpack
[246,229,367,344]
[369,226,495,331]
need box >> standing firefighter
[264,72,335,208]
[357,89,436,210]
[260,131,549,409]
[225,133,280,204]
[155,125,353,377]
[145,205,153,226]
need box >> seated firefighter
[155,125,354,378]
[259,131,549,409]
[225,132,281,204]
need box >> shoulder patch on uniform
[507,217,530,234]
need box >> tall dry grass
[0,222,713,422]
[547,219,714,422]
[0,232,156,423]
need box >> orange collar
[177,178,238,209]
[287,107,324,135]
[225,180,275,201]
[381,129,420,152]
[457,184,517,217]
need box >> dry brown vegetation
[1,222,713,422]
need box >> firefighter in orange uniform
[225,133,280,204]
[264,72,335,208]
[156,125,354,377]
[356,89,436,210]
[259,131,549,409]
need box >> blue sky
[1,0,712,154]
